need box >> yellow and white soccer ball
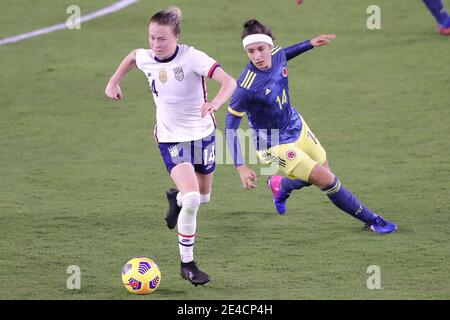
[121,257,161,294]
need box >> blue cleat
[366,216,398,235]
[267,176,290,215]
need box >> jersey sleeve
[134,48,148,71]
[228,87,249,117]
[189,47,220,79]
[283,40,314,61]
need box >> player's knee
[182,192,201,214]
[308,164,335,189]
[200,192,210,204]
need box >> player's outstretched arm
[310,34,336,47]
[200,68,237,118]
[283,34,335,61]
[105,49,138,100]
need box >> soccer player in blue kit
[225,19,397,234]
[423,0,450,35]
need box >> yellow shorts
[257,117,327,182]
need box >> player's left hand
[310,34,336,47]
[200,101,219,118]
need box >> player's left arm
[310,34,336,47]
[284,34,336,61]
[201,67,237,118]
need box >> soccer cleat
[164,188,181,229]
[365,215,398,235]
[439,26,450,36]
[180,261,210,286]
[267,176,290,215]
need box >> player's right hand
[105,81,123,100]
[237,165,258,189]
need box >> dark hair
[241,19,274,40]
[149,6,182,36]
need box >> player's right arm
[225,112,258,190]
[105,49,138,100]
[226,88,258,190]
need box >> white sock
[178,191,210,206]
[200,192,211,204]
[177,192,200,263]
[176,192,182,207]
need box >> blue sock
[423,0,450,26]
[444,16,450,27]
[322,177,377,224]
[281,177,311,194]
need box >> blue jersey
[228,46,303,150]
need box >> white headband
[242,34,273,49]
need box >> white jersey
[135,44,219,143]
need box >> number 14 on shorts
[203,145,215,165]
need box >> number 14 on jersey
[276,88,287,110]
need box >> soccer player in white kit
[105,6,237,286]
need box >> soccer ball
[121,257,161,294]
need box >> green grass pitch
[0,0,449,299]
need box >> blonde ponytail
[165,6,182,22]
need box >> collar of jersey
[154,45,179,63]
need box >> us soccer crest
[173,66,184,81]
[159,70,167,83]
[168,145,179,158]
